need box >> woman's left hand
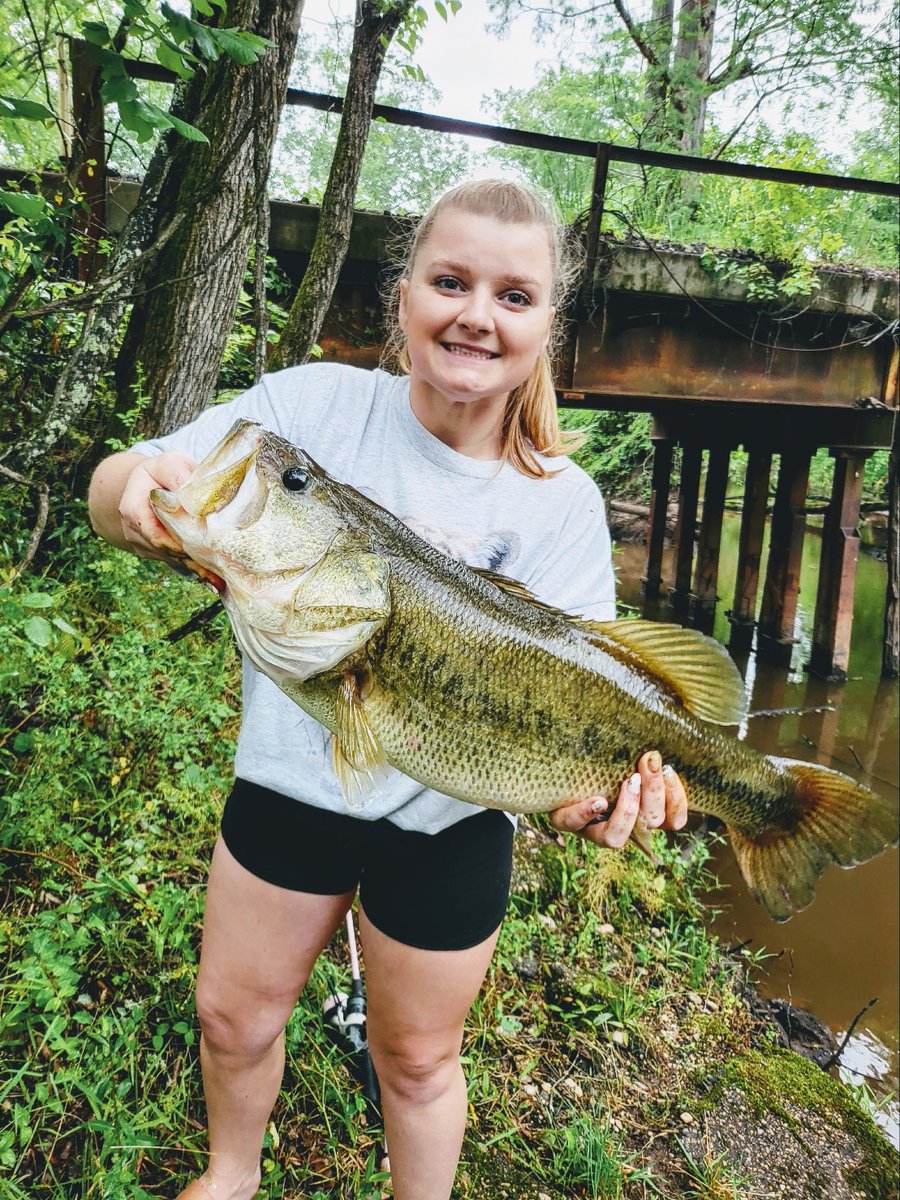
[549,751,688,849]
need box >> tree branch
[610,0,660,65]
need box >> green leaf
[21,592,53,608]
[51,616,80,636]
[23,616,53,647]
[156,41,195,80]
[434,0,447,19]
[116,99,159,142]
[191,22,219,61]
[12,732,34,752]
[165,112,209,142]
[82,20,112,46]
[209,27,271,65]
[0,94,55,121]
[0,190,51,221]
[101,74,139,105]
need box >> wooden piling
[669,442,702,614]
[883,409,898,677]
[807,450,869,680]
[641,434,673,599]
[691,443,731,630]
[728,448,773,652]
[757,449,812,666]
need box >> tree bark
[643,0,674,146]
[670,0,717,155]
[270,0,413,370]
[117,0,304,435]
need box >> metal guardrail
[123,58,900,199]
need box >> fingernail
[662,763,674,778]
[647,751,662,772]
[591,797,607,813]
[628,773,641,795]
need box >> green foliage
[562,407,654,501]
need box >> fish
[150,419,899,922]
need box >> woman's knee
[195,979,292,1063]
[369,1039,462,1106]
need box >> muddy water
[613,516,900,1145]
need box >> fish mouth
[440,342,500,360]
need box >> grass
[1,498,894,1198]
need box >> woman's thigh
[197,835,355,1028]
[359,908,500,1067]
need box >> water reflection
[613,516,900,1144]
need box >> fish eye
[282,467,311,493]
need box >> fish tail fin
[728,758,898,922]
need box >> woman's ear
[398,279,410,332]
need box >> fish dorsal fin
[331,669,391,810]
[469,567,573,619]
[584,619,747,726]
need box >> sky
[300,0,553,124]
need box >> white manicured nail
[662,764,675,778]
[628,773,641,795]
[591,797,607,813]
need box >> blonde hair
[382,180,585,479]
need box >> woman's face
[398,209,555,411]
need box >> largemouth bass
[151,420,898,921]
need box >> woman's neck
[408,385,506,461]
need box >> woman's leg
[178,836,355,1200]
[359,910,500,1200]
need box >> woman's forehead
[414,209,554,282]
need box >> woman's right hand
[118,452,223,589]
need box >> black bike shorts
[220,777,515,952]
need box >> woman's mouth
[441,342,499,360]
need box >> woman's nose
[458,289,494,333]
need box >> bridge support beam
[669,443,702,614]
[728,448,773,652]
[807,450,869,681]
[691,444,731,631]
[757,449,812,666]
[641,433,673,599]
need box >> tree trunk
[670,0,717,155]
[643,0,674,146]
[15,106,186,475]
[883,413,899,677]
[270,0,412,370]
[117,0,304,436]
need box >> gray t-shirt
[131,363,616,832]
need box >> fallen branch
[0,462,50,578]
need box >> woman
[89,180,687,1200]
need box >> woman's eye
[433,275,463,291]
[503,290,532,308]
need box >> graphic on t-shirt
[405,520,521,572]
[357,486,522,573]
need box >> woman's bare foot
[176,1167,262,1200]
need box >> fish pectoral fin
[585,619,747,726]
[332,670,389,811]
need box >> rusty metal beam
[757,449,812,666]
[807,451,869,680]
[121,58,900,197]
[691,444,731,630]
[669,443,702,614]
[641,434,674,599]
[728,448,773,652]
